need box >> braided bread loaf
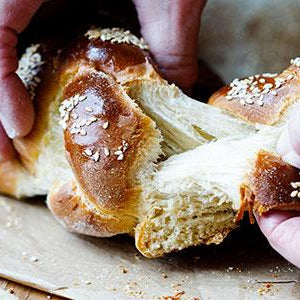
[1,28,300,257]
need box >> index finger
[0,0,42,138]
[256,211,300,268]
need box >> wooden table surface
[0,278,65,300]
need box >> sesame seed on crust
[290,177,300,198]
[17,44,44,100]
[225,70,294,107]
[85,27,149,50]
[290,57,300,67]
[102,121,109,129]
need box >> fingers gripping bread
[1,27,300,256]
[1,44,73,198]
[135,59,300,257]
[136,127,300,257]
[134,60,300,257]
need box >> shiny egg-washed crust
[48,70,161,235]
[6,31,162,236]
[236,150,300,223]
[209,64,300,125]
[13,33,161,175]
[49,180,137,237]
[58,35,161,85]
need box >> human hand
[133,0,206,91]
[256,105,300,268]
[256,211,300,268]
[0,0,42,162]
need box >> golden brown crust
[1,29,162,236]
[46,65,162,236]
[58,31,160,85]
[0,160,20,197]
[12,29,160,176]
[208,64,300,125]
[48,180,135,237]
[238,151,300,219]
[61,70,160,219]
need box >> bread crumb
[257,282,273,296]
[134,253,141,260]
[8,289,14,294]
[30,256,38,262]
[226,266,242,273]
[163,291,185,300]
[125,281,146,298]
[119,265,128,274]
[171,283,181,288]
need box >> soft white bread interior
[135,126,282,257]
[135,59,300,257]
[127,80,257,156]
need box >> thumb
[133,0,206,91]
[0,0,42,139]
[277,104,300,168]
[256,211,300,268]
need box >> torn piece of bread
[135,127,282,257]
[135,58,300,257]
[127,80,257,156]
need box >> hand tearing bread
[1,28,300,257]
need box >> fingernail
[2,124,17,139]
[0,116,18,139]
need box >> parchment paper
[0,196,299,300]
